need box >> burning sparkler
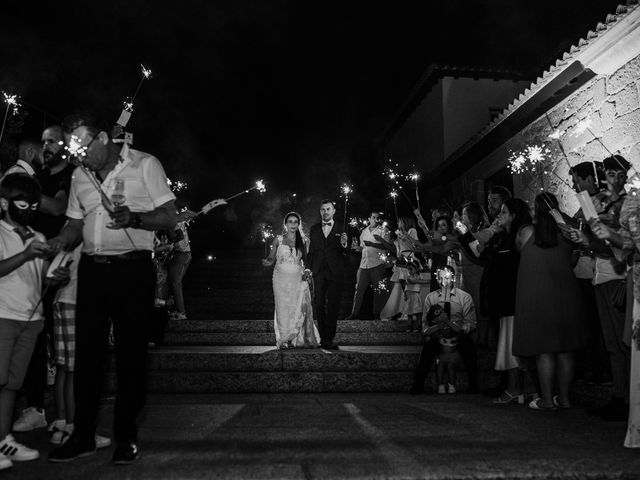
[260,224,274,256]
[409,172,420,209]
[384,159,416,209]
[390,190,399,222]
[116,64,153,129]
[167,178,188,192]
[374,279,390,294]
[0,92,20,145]
[225,179,267,202]
[341,183,352,228]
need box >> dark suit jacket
[307,221,351,280]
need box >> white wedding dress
[272,236,320,348]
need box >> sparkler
[225,179,267,202]
[167,178,188,192]
[390,190,399,222]
[260,224,274,257]
[341,183,352,228]
[374,279,389,294]
[384,159,416,209]
[409,172,420,209]
[0,92,20,145]
[116,65,153,129]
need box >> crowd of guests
[346,157,639,448]
[0,111,638,474]
[0,112,210,471]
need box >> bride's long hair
[283,212,307,263]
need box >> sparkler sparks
[0,92,21,144]
[255,179,266,193]
[141,64,153,79]
[3,92,20,115]
[374,279,390,294]
[508,153,527,174]
[167,178,188,192]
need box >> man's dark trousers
[74,254,155,444]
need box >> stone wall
[454,53,640,216]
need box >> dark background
[0,0,623,253]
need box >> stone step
[104,346,498,393]
[163,331,423,346]
[167,319,417,333]
[164,319,422,345]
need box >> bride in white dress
[262,212,320,349]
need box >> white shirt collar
[16,160,36,177]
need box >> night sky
[0,0,624,251]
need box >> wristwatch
[130,213,143,229]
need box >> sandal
[552,395,572,409]
[493,390,524,405]
[527,398,557,411]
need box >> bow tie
[322,222,333,226]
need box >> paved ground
[5,393,639,480]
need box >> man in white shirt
[345,211,390,320]
[2,139,41,177]
[47,111,177,465]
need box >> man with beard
[11,126,76,434]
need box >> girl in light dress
[379,217,419,321]
[262,212,320,349]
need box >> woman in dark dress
[479,198,532,403]
[513,192,588,410]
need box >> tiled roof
[446,0,640,163]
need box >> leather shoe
[112,443,138,465]
[321,342,340,350]
[344,314,356,320]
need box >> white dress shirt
[66,143,175,255]
[322,220,334,238]
[359,225,390,268]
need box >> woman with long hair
[262,212,320,348]
[513,192,588,410]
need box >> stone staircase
[119,251,500,394]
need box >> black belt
[82,251,152,264]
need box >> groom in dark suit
[305,199,352,350]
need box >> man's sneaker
[12,407,47,432]
[95,435,112,449]
[48,434,96,463]
[0,434,39,461]
[0,453,12,470]
[447,383,456,394]
[170,311,187,320]
[437,384,446,394]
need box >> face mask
[8,199,38,227]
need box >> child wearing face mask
[0,174,69,470]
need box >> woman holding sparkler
[379,216,419,321]
[262,212,319,349]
